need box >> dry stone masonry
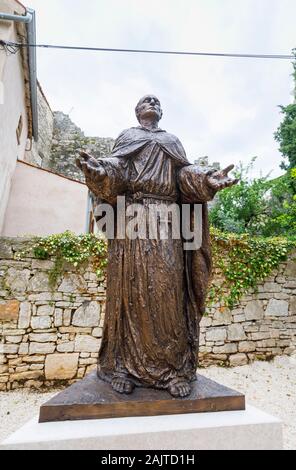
[47,112,114,181]
[0,238,105,390]
[0,237,295,390]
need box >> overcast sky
[26,0,296,178]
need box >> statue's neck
[138,118,159,131]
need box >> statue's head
[135,95,163,124]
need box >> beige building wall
[0,0,29,232]
[2,161,88,236]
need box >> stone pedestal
[0,405,282,450]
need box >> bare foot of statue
[111,376,135,394]
[168,380,191,398]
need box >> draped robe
[88,126,216,389]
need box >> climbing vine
[29,231,107,289]
[26,230,295,306]
[209,227,295,308]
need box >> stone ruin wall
[22,85,115,180]
[0,237,295,390]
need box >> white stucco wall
[2,161,88,236]
[0,0,29,232]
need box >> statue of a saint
[76,95,237,398]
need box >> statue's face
[136,95,162,122]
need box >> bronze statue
[76,95,237,398]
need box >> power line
[0,40,294,60]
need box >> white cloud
[25,0,296,177]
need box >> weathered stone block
[265,299,289,317]
[0,239,13,258]
[22,355,45,363]
[15,365,29,373]
[28,272,50,292]
[80,352,90,358]
[58,274,87,293]
[37,305,54,316]
[18,301,31,328]
[79,357,97,365]
[74,335,101,352]
[284,259,296,277]
[0,375,9,383]
[251,332,271,340]
[29,342,55,354]
[211,309,232,326]
[31,316,52,329]
[2,329,26,336]
[86,364,97,374]
[29,364,44,370]
[0,344,19,354]
[0,300,20,321]
[289,297,296,315]
[63,309,72,326]
[0,365,8,374]
[24,380,43,389]
[57,341,75,352]
[10,370,43,382]
[77,367,85,378]
[92,327,103,338]
[244,300,264,321]
[200,316,212,327]
[227,324,246,341]
[5,335,22,343]
[256,339,276,348]
[29,333,57,343]
[72,301,100,327]
[18,343,29,355]
[238,341,256,352]
[233,314,245,323]
[59,327,92,334]
[32,259,55,270]
[212,343,237,354]
[6,268,30,293]
[45,353,79,379]
[263,282,281,293]
[54,308,63,327]
[229,353,248,366]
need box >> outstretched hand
[207,164,239,191]
[76,151,106,182]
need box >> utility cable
[0,39,294,60]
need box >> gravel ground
[0,356,295,449]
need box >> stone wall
[24,83,54,167]
[199,253,296,366]
[0,237,296,390]
[47,112,114,181]
[0,238,105,390]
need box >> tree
[274,49,296,170]
[209,158,272,235]
[209,160,296,238]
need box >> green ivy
[209,227,295,309]
[27,230,295,306]
[30,231,107,290]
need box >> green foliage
[209,158,296,237]
[274,103,296,170]
[209,228,295,309]
[262,169,296,237]
[274,49,296,170]
[32,231,107,289]
[209,158,272,235]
